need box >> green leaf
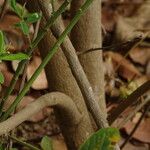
[9,0,23,18]
[41,136,53,150]
[79,128,120,150]
[25,13,41,23]
[0,31,6,54]
[9,148,18,150]
[0,53,29,61]
[15,21,29,35]
[0,72,4,84]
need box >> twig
[38,0,109,128]
[117,96,150,128]
[0,0,70,116]
[0,92,81,135]
[9,135,40,150]
[120,104,149,149]
[0,0,96,121]
[33,11,42,41]
[77,36,143,55]
[108,80,150,125]
[18,16,41,93]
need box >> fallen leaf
[104,52,141,80]
[120,138,149,150]
[1,70,21,91]
[129,47,150,65]
[146,60,150,75]
[0,14,27,51]
[124,118,150,143]
[27,56,48,90]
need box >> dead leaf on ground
[124,118,150,143]
[1,70,21,91]
[104,51,141,80]
[129,47,150,65]
[27,56,48,90]
[0,14,28,51]
[146,60,150,75]
[52,136,67,150]
[120,138,149,150]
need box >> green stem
[9,135,40,150]
[1,0,94,121]
[0,0,70,116]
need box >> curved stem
[0,92,81,135]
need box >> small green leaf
[9,148,18,150]
[0,53,29,61]
[0,72,4,84]
[41,136,53,150]
[0,31,6,54]
[25,13,41,23]
[79,128,120,150]
[9,0,23,18]
[15,21,29,35]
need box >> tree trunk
[71,0,107,118]
[25,1,94,149]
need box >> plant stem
[117,96,150,128]
[9,135,40,150]
[1,0,94,121]
[108,80,150,125]
[0,0,70,116]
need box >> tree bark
[71,0,107,118]
[26,1,94,149]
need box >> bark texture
[26,1,94,149]
[0,92,81,135]
[71,0,107,117]
[38,0,109,129]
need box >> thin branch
[0,0,95,121]
[0,0,70,116]
[38,0,109,128]
[0,92,81,135]
[120,104,149,149]
[77,36,143,55]
[108,80,150,125]
[117,96,150,128]
[9,135,40,150]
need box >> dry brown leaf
[0,14,28,51]
[120,138,149,150]
[124,118,150,143]
[0,0,4,6]
[51,135,67,150]
[1,70,21,91]
[102,6,117,32]
[146,60,150,75]
[27,56,48,90]
[129,47,150,65]
[104,52,141,80]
